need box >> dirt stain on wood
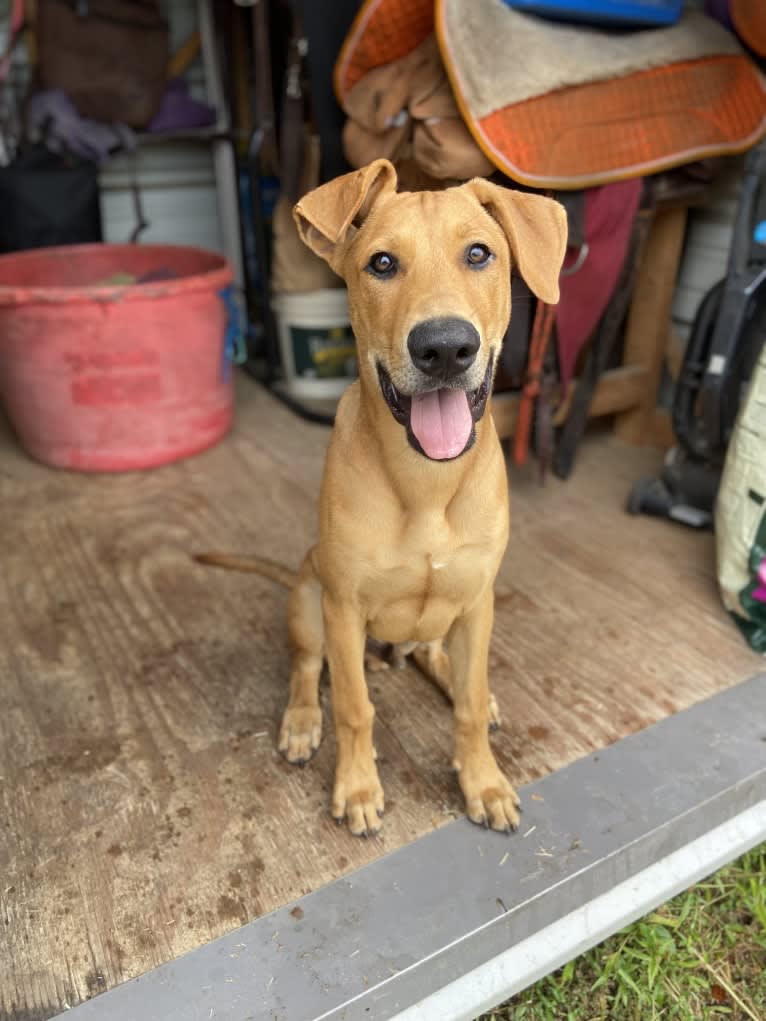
[528,725,551,741]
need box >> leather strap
[252,0,279,175]
[514,299,556,466]
[535,349,558,481]
[280,17,308,203]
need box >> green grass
[480,842,766,1021]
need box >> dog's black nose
[407,318,480,379]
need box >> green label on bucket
[290,325,358,380]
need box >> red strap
[513,300,556,466]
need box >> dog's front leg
[449,590,520,833]
[324,596,384,837]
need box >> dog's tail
[193,552,297,589]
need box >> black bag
[0,145,103,253]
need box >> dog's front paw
[457,758,520,833]
[331,762,385,837]
[278,706,323,765]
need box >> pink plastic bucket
[0,243,235,471]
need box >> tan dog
[275,159,567,837]
[202,159,566,836]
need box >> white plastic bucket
[272,288,357,400]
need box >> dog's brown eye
[367,251,397,277]
[466,243,492,268]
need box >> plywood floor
[0,376,760,1020]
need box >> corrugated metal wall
[667,0,741,340]
[672,159,744,339]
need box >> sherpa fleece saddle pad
[335,0,766,189]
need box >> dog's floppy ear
[465,179,567,304]
[293,159,398,274]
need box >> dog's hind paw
[278,706,323,765]
[364,651,391,673]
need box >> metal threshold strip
[54,673,766,1021]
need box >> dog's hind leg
[279,550,325,765]
[412,641,452,697]
[413,641,501,730]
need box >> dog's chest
[363,512,498,643]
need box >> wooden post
[614,206,688,445]
[492,365,649,440]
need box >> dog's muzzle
[377,351,494,462]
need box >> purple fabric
[754,558,766,604]
[137,268,179,283]
[147,78,216,133]
[26,89,135,164]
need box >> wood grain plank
[0,378,759,1019]
[615,206,689,444]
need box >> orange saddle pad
[335,0,766,189]
[731,0,766,58]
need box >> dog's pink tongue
[410,388,472,460]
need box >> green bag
[715,341,766,654]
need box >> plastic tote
[0,243,235,472]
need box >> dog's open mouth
[377,354,494,461]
